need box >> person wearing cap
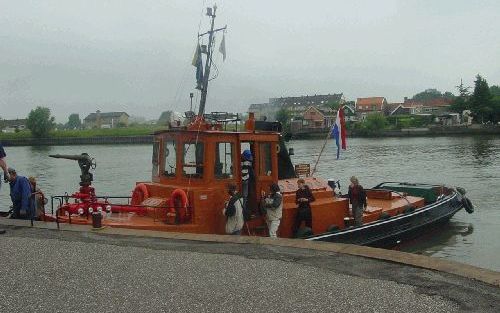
[262,183,283,238]
[241,149,254,219]
[222,183,244,235]
[8,168,33,219]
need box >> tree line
[450,75,500,123]
[24,107,83,138]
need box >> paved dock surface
[0,226,499,313]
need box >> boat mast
[197,4,226,117]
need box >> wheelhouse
[151,129,280,203]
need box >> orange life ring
[131,183,149,205]
[169,189,189,223]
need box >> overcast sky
[1,0,499,122]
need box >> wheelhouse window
[183,142,204,178]
[152,141,160,176]
[164,140,177,177]
[259,143,272,176]
[215,142,234,179]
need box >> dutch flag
[331,107,347,159]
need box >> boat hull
[307,191,464,248]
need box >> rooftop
[84,111,129,121]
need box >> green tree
[490,85,500,97]
[492,98,500,123]
[443,91,456,99]
[470,74,493,123]
[26,106,55,138]
[66,113,81,130]
[276,108,292,136]
[326,99,341,110]
[456,79,472,98]
[275,108,291,125]
[412,88,443,101]
[363,113,387,132]
[411,88,456,102]
[450,80,471,113]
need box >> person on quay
[0,143,8,188]
[347,176,367,226]
[0,143,8,234]
[8,168,33,220]
[28,176,46,220]
[292,178,315,237]
[222,183,244,235]
[262,183,283,238]
[241,149,254,219]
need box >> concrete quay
[0,219,499,313]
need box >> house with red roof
[403,97,453,115]
[356,97,387,112]
[356,97,387,119]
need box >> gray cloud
[1,0,499,121]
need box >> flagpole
[311,106,344,176]
[311,126,332,176]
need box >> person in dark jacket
[347,176,367,226]
[222,183,244,235]
[292,178,315,237]
[8,168,33,219]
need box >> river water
[1,136,499,271]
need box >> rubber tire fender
[296,227,313,238]
[462,197,474,214]
[327,225,340,233]
[131,183,149,205]
[170,189,189,223]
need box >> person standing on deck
[241,149,254,220]
[8,168,33,219]
[292,178,315,237]
[222,183,244,235]
[262,183,283,238]
[347,176,367,226]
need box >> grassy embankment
[0,125,164,140]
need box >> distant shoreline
[1,135,153,147]
[1,126,499,146]
[292,126,500,139]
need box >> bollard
[92,212,103,229]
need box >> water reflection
[1,137,500,271]
[471,138,495,166]
[460,224,474,237]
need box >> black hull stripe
[307,192,459,241]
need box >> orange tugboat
[46,5,473,246]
